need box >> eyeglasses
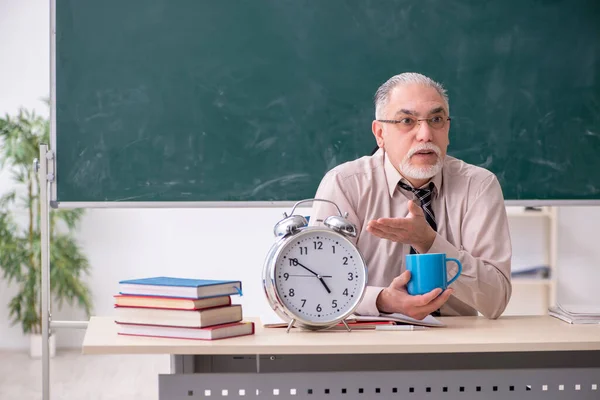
[377,116,451,132]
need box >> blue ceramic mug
[406,253,462,295]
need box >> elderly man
[310,72,512,320]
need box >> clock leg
[341,319,352,332]
[286,318,296,333]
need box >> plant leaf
[0,107,90,333]
[0,190,16,209]
[51,208,85,231]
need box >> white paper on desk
[260,309,444,328]
[548,304,600,324]
[354,312,445,327]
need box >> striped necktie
[398,180,442,316]
[397,181,437,253]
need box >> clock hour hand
[318,276,331,294]
[291,258,332,294]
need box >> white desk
[83,316,600,399]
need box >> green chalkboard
[56,0,600,203]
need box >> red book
[116,321,255,341]
[114,304,243,328]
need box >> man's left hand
[366,200,436,253]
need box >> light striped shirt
[310,149,512,319]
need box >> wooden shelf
[512,278,553,286]
[506,205,558,313]
[505,207,553,218]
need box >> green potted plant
[0,107,92,357]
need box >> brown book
[114,304,242,328]
[116,321,255,341]
[114,294,230,310]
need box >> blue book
[119,277,243,299]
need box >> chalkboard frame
[50,0,600,208]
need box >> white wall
[556,207,600,312]
[0,0,49,117]
[1,0,599,350]
[0,0,50,348]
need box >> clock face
[273,228,366,324]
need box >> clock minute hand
[292,259,332,294]
[291,259,319,276]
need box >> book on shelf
[114,294,231,310]
[115,304,243,328]
[118,277,242,299]
[549,303,600,324]
[511,265,551,279]
[260,310,444,329]
[116,321,255,341]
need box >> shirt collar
[383,150,443,197]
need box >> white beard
[398,143,443,180]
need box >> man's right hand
[375,271,454,320]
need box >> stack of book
[114,277,255,340]
[549,303,600,324]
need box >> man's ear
[371,120,384,149]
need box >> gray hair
[374,72,449,119]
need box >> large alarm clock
[263,199,368,331]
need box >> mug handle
[446,258,462,286]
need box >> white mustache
[406,143,441,159]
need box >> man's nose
[415,120,434,142]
